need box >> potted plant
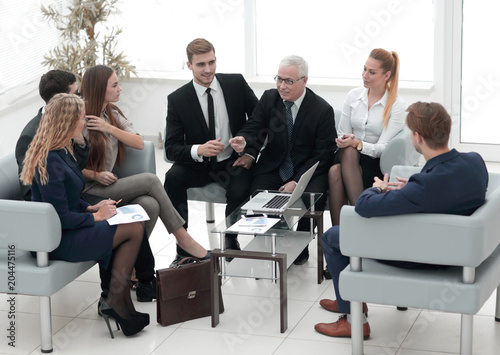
[41,0,136,80]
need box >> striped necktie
[279,100,294,181]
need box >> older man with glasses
[230,55,337,265]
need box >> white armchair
[0,141,156,353]
[338,166,500,355]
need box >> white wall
[0,92,43,158]
[0,77,436,158]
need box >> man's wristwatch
[356,140,363,151]
[375,186,384,193]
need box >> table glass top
[211,190,322,237]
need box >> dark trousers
[99,230,155,298]
[322,226,351,313]
[164,156,253,255]
[250,169,328,231]
[322,225,447,315]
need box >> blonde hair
[21,93,85,186]
[369,48,400,127]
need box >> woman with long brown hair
[21,93,148,337]
[328,49,406,226]
[80,65,209,300]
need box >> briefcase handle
[174,257,204,268]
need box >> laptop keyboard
[262,195,290,209]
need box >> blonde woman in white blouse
[328,49,406,226]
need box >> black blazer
[15,108,91,200]
[239,88,337,180]
[164,73,258,163]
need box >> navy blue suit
[323,149,488,314]
[31,150,116,268]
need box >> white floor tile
[0,311,71,355]
[151,328,283,355]
[401,310,500,354]
[180,293,312,337]
[397,349,458,355]
[40,317,177,355]
[274,338,397,355]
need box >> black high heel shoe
[99,300,147,338]
[199,250,211,260]
[133,311,150,328]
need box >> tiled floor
[1,149,499,355]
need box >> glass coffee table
[210,190,324,333]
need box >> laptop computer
[241,161,319,213]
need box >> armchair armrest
[389,165,422,181]
[0,199,61,252]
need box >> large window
[114,0,246,75]
[255,0,434,81]
[114,0,434,82]
[460,0,500,145]
[0,0,62,94]
[1,0,435,95]
[446,0,500,162]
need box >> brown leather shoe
[314,315,370,339]
[319,299,368,316]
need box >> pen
[115,199,122,205]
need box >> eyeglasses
[274,75,305,85]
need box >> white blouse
[338,87,406,159]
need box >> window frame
[447,0,500,162]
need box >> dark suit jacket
[31,150,93,230]
[355,149,488,217]
[164,73,258,163]
[239,87,337,181]
[15,108,91,200]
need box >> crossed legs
[328,147,364,226]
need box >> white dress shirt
[338,87,406,158]
[245,88,306,160]
[190,77,232,162]
[284,87,306,123]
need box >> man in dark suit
[230,55,337,265]
[315,102,488,339]
[164,38,258,264]
[15,70,90,201]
